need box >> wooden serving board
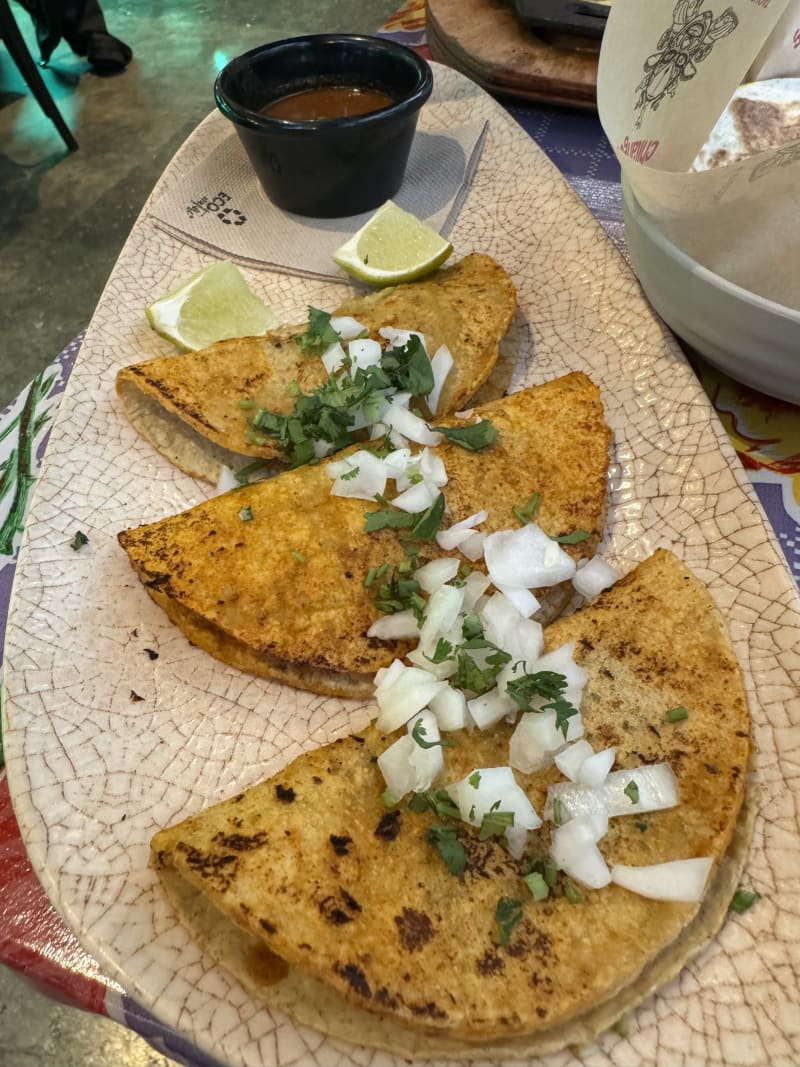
[426,0,599,110]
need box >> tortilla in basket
[151,549,753,1056]
[118,373,611,698]
[116,253,517,482]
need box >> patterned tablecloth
[0,3,797,1065]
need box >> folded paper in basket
[598,0,800,310]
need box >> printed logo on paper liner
[634,0,738,128]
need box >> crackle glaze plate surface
[3,65,799,1067]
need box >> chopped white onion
[550,816,611,889]
[554,739,595,782]
[374,657,405,692]
[313,439,334,459]
[383,404,442,447]
[321,341,347,374]
[405,710,445,792]
[415,557,460,594]
[544,763,679,822]
[392,477,439,513]
[382,448,413,483]
[461,570,492,611]
[329,315,367,340]
[578,747,616,788]
[366,610,421,641]
[327,450,387,501]
[449,766,541,858]
[459,531,486,561]
[494,583,541,618]
[481,593,543,664]
[485,523,577,590]
[377,735,419,801]
[429,685,468,730]
[528,643,587,702]
[418,583,465,658]
[348,337,382,370]
[419,447,448,487]
[468,685,516,730]
[406,645,457,681]
[375,663,446,733]
[427,344,454,415]
[379,326,426,351]
[215,465,238,495]
[509,707,584,774]
[573,555,619,600]
[611,858,713,902]
[436,511,488,551]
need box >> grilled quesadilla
[119,372,611,698]
[117,253,517,482]
[151,549,753,1056]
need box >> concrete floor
[0,2,398,1063]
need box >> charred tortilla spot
[259,917,277,934]
[477,950,505,976]
[395,907,435,952]
[409,1000,447,1020]
[374,809,402,841]
[275,784,295,802]
[376,986,399,1010]
[340,887,362,912]
[329,834,353,856]
[320,897,354,924]
[176,843,238,890]
[335,962,371,998]
[211,830,268,851]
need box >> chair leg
[0,1,78,151]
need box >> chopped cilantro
[525,871,549,901]
[666,705,689,723]
[545,696,579,740]
[452,651,498,696]
[238,399,255,409]
[730,887,760,914]
[238,505,253,522]
[428,638,454,664]
[550,529,590,544]
[624,780,640,804]
[426,824,466,875]
[380,334,434,396]
[292,550,306,564]
[431,419,499,452]
[479,809,514,842]
[339,466,360,481]
[234,459,271,485]
[495,897,523,946]
[364,509,417,533]
[69,530,88,551]
[552,797,564,826]
[461,613,483,640]
[513,490,541,525]
[635,820,649,832]
[468,770,481,789]
[295,306,340,353]
[506,670,568,710]
[411,719,455,750]
[408,789,461,821]
[564,880,583,904]
[408,492,445,540]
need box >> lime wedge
[333,201,453,286]
[146,261,278,351]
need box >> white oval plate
[3,65,799,1067]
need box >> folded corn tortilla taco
[151,548,754,1057]
[118,372,611,698]
[116,252,517,482]
[692,77,800,171]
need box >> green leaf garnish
[428,638,454,664]
[461,613,483,640]
[409,789,461,821]
[409,492,445,541]
[69,530,89,551]
[495,897,523,946]
[381,334,434,396]
[238,505,253,521]
[730,887,760,914]
[364,509,417,533]
[513,490,541,525]
[550,529,590,544]
[666,705,689,723]
[624,780,640,804]
[564,880,583,904]
[635,820,649,832]
[431,419,499,452]
[552,797,564,826]
[479,809,514,842]
[292,550,306,564]
[468,771,481,789]
[295,306,340,353]
[411,719,455,750]
[339,466,360,482]
[525,871,549,901]
[545,696,579,740]
[426,824,466,875]
[234,459,271,485]
[506,670,568,711]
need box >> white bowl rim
[622,177,800,325]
